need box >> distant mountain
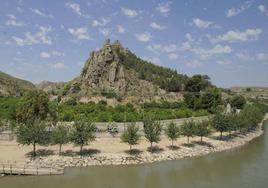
[0,71,35,97]
[36,81,66,95]
[229,86,268,99]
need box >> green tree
[16,118,49,156]
[181,120,195,144]
[70,120,96,155]
[230,95,246,109]
[165,122,180,148]
[194,121,210,142]
[211,114,229,139]
[16,90,50,124]
[143,117,162,151]
[52,124,69,155]
[121,123,141,150]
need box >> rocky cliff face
[80,39,127,96]
[62,39,182,105]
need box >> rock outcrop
[61,39,183,105]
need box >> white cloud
[258,4,268,15]
[136,32,152,42]
[12,26,52,46]
[193,18,213,29]
[30,8,53,18]
[99,28,110,37]
[117,25,126,33]
[52,51,65,57]
[168,53,178,60]
[40,52,51,58]
[256,53,268,61]
[156,1,172,16]
[65,2,89,18]
[150,22,166,30]
[189,45,232,60]
[258,4,266,13]
[226,1,252,17]
[185,33,194,42]
[5,14,24,27]
[209,29,262,43]
[186,60,202,68]
[148,43,179,54]
[217,60,231,65]
[8,14,16,20]
[51,62,69,70]
[92,17,110,27]
[143,56,162,65]
[236,52,253,61]
[121,7,139,18]
[68,27,91,40]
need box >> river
[1,120,267,188]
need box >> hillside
[60,39,204,105]
[0,71,35,97]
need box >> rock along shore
[28,114,268,170]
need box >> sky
[0,0,268,88]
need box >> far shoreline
[23,114,268,171]
[0,114,267,177]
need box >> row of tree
[15,103,266,156]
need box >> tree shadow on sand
[26,149,54,158]
[181,143,195,148]
[167,145,180,150]
[192,141,214,148]
[61,149,101,157]
[147,146,164,153]
[124,149,143,156]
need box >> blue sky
[0,0,267,88]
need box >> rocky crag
[62,39,183,105]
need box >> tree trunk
[201,136,203,143]
[80,144,83,155]
[187,136,189,144]
[220,132,223,140]
[172,140,174,148]
[33,142,36,157]
[59,144,62,155]
[150,142,153,152]
[130,145,132,150]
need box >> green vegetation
[121,123,141,150]
[16,118,50,156]
[0,97,20,120]
[143,117,162,151]
[51,124,69,155]
[184,88,222,112]
[181,120,195,144]
[118,50,213,93]
[0,95,210,123]
[194,121,211,142]
[230,95,246,109]
[70,120,96,154]
[210,103,268,139]
[15,90,51,123]
[165,122,180,147]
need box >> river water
[1,120,268,188]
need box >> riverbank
[1,114,267,172]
